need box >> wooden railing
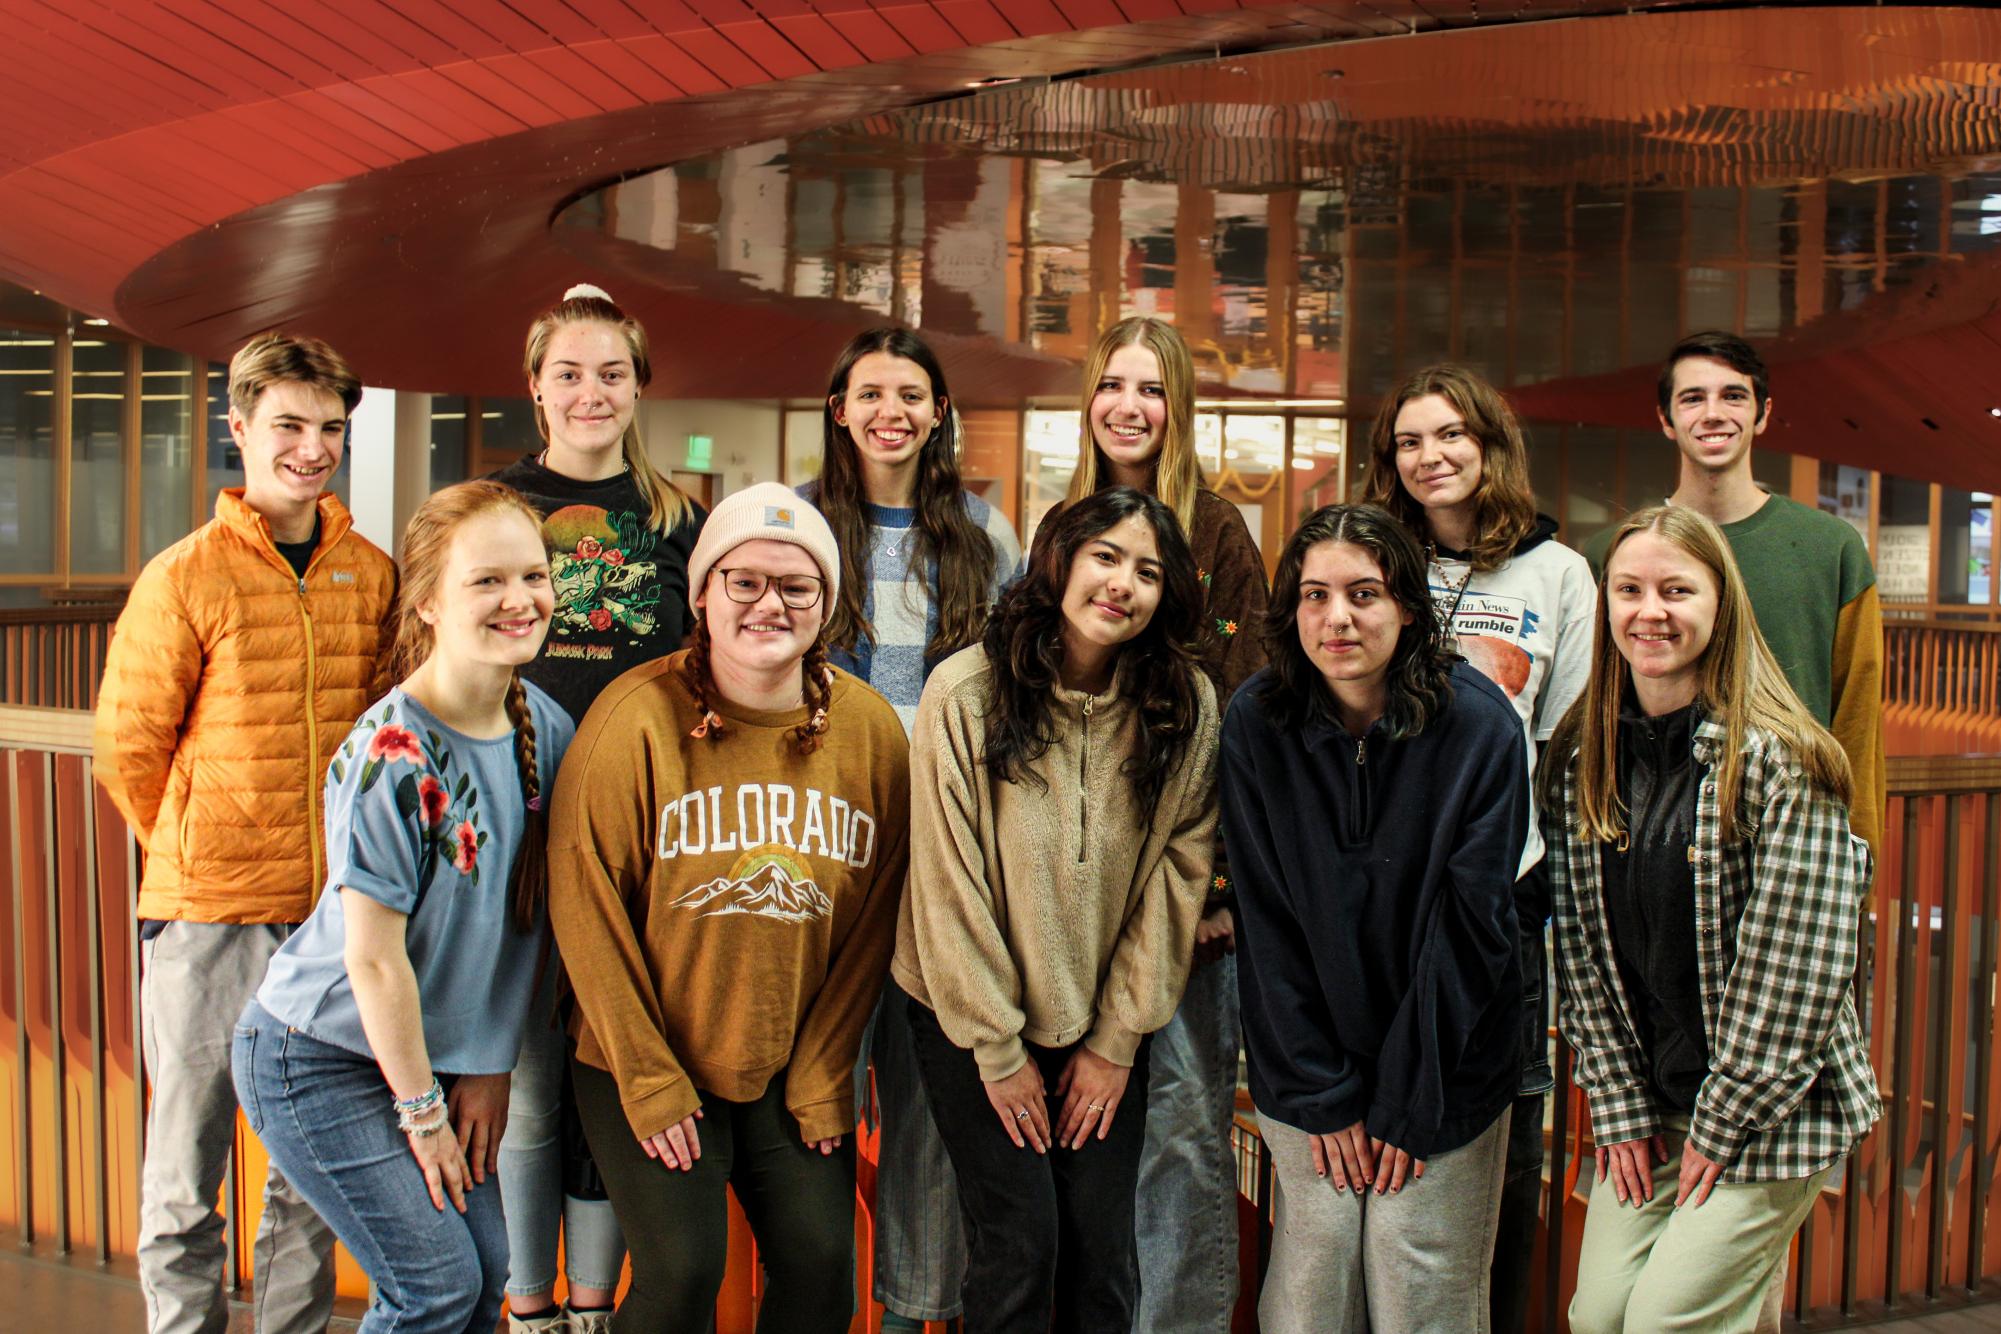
[0,605,123,712]
[6,706,2001,1331]
[1886,621,2001,757]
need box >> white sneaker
[564,1306,615,1334]
[507,1309,570,1333]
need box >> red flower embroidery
[417,775,448,826]
[588,607,613,631]
[603,548,626,566]
[453,821,478,873]
[367,725,423,765]
[575,535,602,560]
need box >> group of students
[93,282,1885,1334]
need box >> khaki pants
[1257,1107,1511,1334]
[1569,1119,1829,1334]
[140,922,336,1334]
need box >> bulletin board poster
[1877,524,1930,601]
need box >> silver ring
[1014,1109,1030,1120]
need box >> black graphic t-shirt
[488,455,707,725]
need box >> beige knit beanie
[687,483,840,606]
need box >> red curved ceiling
[5,2,2001,490]
[0,0,1731,378]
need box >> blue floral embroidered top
[255,684,575,1074]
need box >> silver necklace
[1428,544,1473,655]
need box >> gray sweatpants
[1257,1106,1511,1334]
[140,921,336,1334]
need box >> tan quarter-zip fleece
[891,645,1220,1082]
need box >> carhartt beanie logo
[687,482,840,603]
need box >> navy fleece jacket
[1224,660,1529,1157]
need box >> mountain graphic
[667,862,832,922]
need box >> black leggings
[570,1059,856,1334]
[908,1001,1152,1334]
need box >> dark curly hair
[981,487,1204,815]
[1259,503,1452,740]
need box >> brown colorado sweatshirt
[547,652,910,1143]
[891,645,1220,1082]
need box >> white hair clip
[564,282,614,303]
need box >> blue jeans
[872,979,967,1320]
[1135,952,1241,1334]
[498,990,625,1297]
[232,1002,509,1333]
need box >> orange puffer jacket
[94,490,397,923]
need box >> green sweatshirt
[547,652,910,1142]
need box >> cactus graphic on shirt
[543,505,662,641]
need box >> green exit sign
[686,434,713,471]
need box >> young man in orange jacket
[94,331,397,1334]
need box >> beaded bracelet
[398,1101,449,1135]
[392,1079,443,1118]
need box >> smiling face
[417,508,554,671]
[1058,512,1164,666]
[231,380,347,518]
[532,320,638,461]
[1658,354,1768,477]
[1605,529,1719,714]
[832,350,943,478]
[1295,540,1415,717]
[1088,343,1169,486]
[698,538,828,682]
[1392,392,1485,527]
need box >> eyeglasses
[712,568,825,609]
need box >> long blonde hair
[524,286,695,535]
[1064,316,1203,538]
[1360,364,1539,573]
[390,480,553,931]
[1545,504,1852,845]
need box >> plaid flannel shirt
[1547,717,1881,1183]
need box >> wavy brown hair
[1361,364,1539,573]
[228,330,364,419]
[816,328,997,663]
[1259,503,1453,740]
[981,487,1204,815]
[1064,317,1204,539]
[524,286,695,535]
[390,480,552,932]
[1542,504,1851,845]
